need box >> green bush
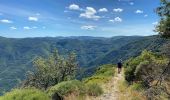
[83,64,115,84]
[47,80,86,97]
[86,83,103,96]
[124,50,167,83]
[131,83,144,91]
[95,64,115,76]
[83,75,110,84]
[125,50,169,88]
[0,88,50,100]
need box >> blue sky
[0,0,160,38]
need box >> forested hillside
[0,36,143,94]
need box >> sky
[0,0,161,38]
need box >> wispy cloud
[101,24,156,36]
[24,26,31,30]
[10,26,17,30]
[152,22,158,25]
[135,10,143,14]
[28,16,38,21]
[129,2,134,5]
[0,5,36,17]
[98,8,108,12]
[113,8,123,12]
[80,7,100,20]
[81,25,96,30]
[0,19,12,23]
[144,14,148,17]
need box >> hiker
[117,59,122,74]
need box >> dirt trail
[93,70,125,100]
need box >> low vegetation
[83,64,115,84]
[47,80,86,97]
[124,50,170,99]
[0,88,50,100]
[86,83,103,96]
[47,64,115,99]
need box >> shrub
[95,64,115,76]
[83,75,110,84]
[124,57,142,83]
[124,50,168,84]
[86,83,103,96]
[131,83,144,91]
[83,64,115,84]
[0,88,50,100]
[47,80,86,97]
[125,50,170,99]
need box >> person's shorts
[118,66,122,68]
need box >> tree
[22,49,78,90]
[155,0,170,38]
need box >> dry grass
[64,68,147,100]
[117,74,146,100]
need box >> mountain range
[0,35,168,95]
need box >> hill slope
[0,36,143,94]
[0,35,168,95]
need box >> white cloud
[42,26,46,29]
[80,7,100,20]
[109,19,115,23]
[114,17,122,22]
[109,17,122,23]
[28,16,38,21]
[98,8,108,12]
[0,19,12,23]
[24,26,31,30]
[10,26,17,30]
[129,2,134,5]
[152,22,158,25]
[135,10,143,14]
[81,25,96,30]
[144,14,148,17]
[68,4,80,10]
[113,8,123,12]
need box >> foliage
[125,50,170,99]
[131,83,144,91]
[86,83,103,96]
[160,41,170,58]
[155,0,170,38]
[47,80,86,97]
[95,64,115,76]
[22,49,78,90]
[124,50,168,85]
[0,88,50,100]
[83,64,115,84]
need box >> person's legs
[118,68,120,74]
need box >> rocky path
[93,70,124,100]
